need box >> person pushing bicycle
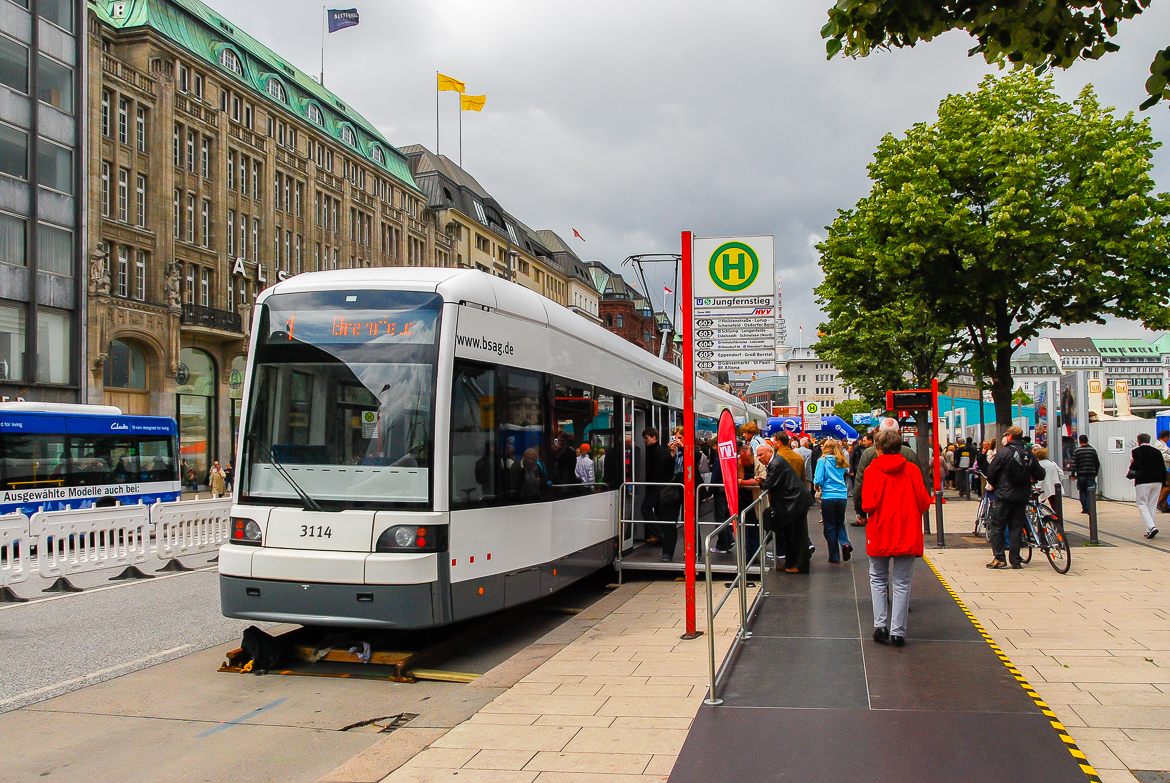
[985,426,1046,570]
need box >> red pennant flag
[572,228,585,241]
[717,409,739,519]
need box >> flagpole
[320,7,325,85]
[459,100,462,167]
[435,72,439,154]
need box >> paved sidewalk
[929,496,1170,783]
[343,578,752,782]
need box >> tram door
[629,403,650,549]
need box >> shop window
[36,55,72,114]
[0,300,24,380]
[36,308,70,384]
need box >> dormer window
[371,145,386,165]
[340,125,356,146]
[307,103,324,125]
[266,78,287,102]
[473,201,487,224]
[218,48,244,77]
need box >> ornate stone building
[87,0,447,480]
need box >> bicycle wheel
[1043,522,1072,574]
[1020,538,1033,563]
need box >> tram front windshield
[239,289,441,508]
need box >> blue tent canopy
[766,416,859,440]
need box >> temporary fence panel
[1089,419,1155,502]
[0,513,31,587]
[31,504,152,579]
[153,497,232,560]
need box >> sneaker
[842,544,853,562]
[660,553,673,562]
[1011,563,1023,570]
[709,546,727,554]
[1147,528,1159,540]
[986,558,1007,569]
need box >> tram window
[503,368,546,504]
[1,434,66,490]
[69,436,137,484]
[593,392,621,490]
[450,361,499,507]
[138,436,176,483]
[552,381,594,496]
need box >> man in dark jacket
[985,426,1046,569]
[848,434,870,496]
[1130,432,1165,539]
[641,428,679,561]
[1071,435,1101,514]
[757,442,814,573]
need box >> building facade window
[218,48,243,77]
[36,55,72,114]
[200,267,209,307]
[0,123,26,180]
[36,140,71,193]
[100,88,110,136]
[117,168,128,222]
[0,213,25,267]
[201,199,210,248]
[136,106,146,151]
[100,162,110,216]
[340,125,355,146]
[186,194,195,243]
[173,189,180,237]
[37,223,72,276]
[134,251,146,301]
[36,308,70,384]
[116,245,128,297]
[118,98,129,144]
[135,174,146,227]
[103,339,147,389]
[201,137,210,178]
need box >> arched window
[306,103,323,125]
[266,78,287,102]
[371,145,385,165]
[218,48,244,77]
[339,125,356,146]
[103,339,147,389]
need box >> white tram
[220,268,767,628]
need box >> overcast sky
[206,0,1170,354]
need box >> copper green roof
[90,0,420,193]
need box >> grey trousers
[870,555,915,637]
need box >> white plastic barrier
[31,504,151,580]
[153,497,232,560]
[0,512,31,588]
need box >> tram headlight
[376,525,445,552]
[232,517,262,545]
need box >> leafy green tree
[815,73,1170,428]
[814,282,964,407]
[832,398,871,421]
[1012,389,1033,405]
[822,1,1170,109]
[1103,386,1115,399]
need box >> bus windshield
[239,289,442,508]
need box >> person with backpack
[1129,432,1165,540]
[985,426,1046,569]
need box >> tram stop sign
[691,236,776,374]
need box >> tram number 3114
[300,525,333,538]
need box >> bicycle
[973,477,1070,573]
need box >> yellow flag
[437,73,465,93]
[460,94,486,112]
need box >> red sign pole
[932,378,941,493]
[681,230,698,639]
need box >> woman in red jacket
[862,428,931,648]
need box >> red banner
[717,409,739,518]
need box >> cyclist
[985,426,1046,570]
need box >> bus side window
[1,435,66,489]
[139,436,176,483]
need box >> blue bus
[0,402,181,515]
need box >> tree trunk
[991,341,1015,433]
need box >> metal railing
[703,489,772,705]
[181,304,242,333]
[614,481,685,581]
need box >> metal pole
[681,232,698,639]
[1087,479,1099,544]
[320,7,326,86]
[1052,483,1064,530]
[935,490,945,548]
[737,507,748,637]
[704,538,720,705]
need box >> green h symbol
[722,251,746,282]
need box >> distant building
[586,261,673,362]
[745,374,787,411]
[784,346,858,412]
[942,363,981,400]
[1091,338,1162,399]
[1147,333,1170,398]
[536,230,600,324]
[1038,338,1103,378]
[1010,353,1061,397]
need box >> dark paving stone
[716,636,869,709]
[669,707,1092,783]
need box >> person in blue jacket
[815,438,853,563]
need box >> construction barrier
[154,497,232,562]
[31,504,152,582]
[0,513,31,599]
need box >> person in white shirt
[574,443,595,485]
[1033,447,1066,508]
